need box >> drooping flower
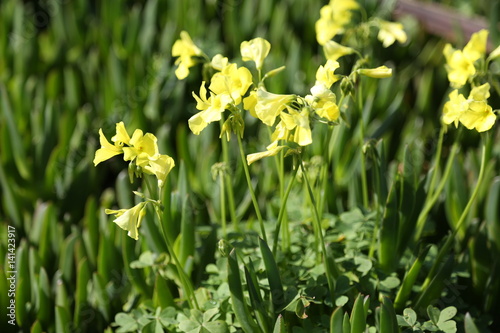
[357,66,393,78]
[443,29,488,88]
[246,145,285,165]
[172,31,203,80]
[105,202,147,240]
[307,84,340,122]
[315,0,359,45]
[377,20,407,48]
[316,60,340,88]
[144,154,175,188]
[240,37,271,70]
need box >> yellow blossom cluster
[442,30,497,132]
[94,122,175,240]
[94,122,175,187]
[315,0,359,45]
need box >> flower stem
[219,172,227,238]
[420,139,487,291]
[300,160,339,302]
[272,163,299,255]
[220,121,239,232]
[154,206,199,310]
[236,135,267,243]
[414,129,461,241]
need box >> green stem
[354,87,369,208]
[420,140,487,291]
[154,206,200,310]
[219,173,227,238]
[414,130,461,241]
[236,135,267,243]
[300,160,338,302]
[272,163,299,255]
[427,126,445,199]
[220,120,239,232]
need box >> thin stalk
[272,163,299,255]
[414,131,461,241]
[427,126,445,199]
[300,160,338,302]
[145,175,199,310]
[353,85,369,208]
[236,135,267,243]
[421,140,487,291]
[219,173,227,237]
[220,120,239,231]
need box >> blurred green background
[1,0,499,332]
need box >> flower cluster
[315,0,359,45]
[443,30,488,88]
[315,0,407,49]
[94,122,175,187]
[442,30,497,132]
[172,31,204,80]
[94,122,175,240]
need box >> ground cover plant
[1,0,499,332]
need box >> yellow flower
[460,83,496,132]
[442,83,496,132]
[240,37,271,70]
[443,29,488,88]
[357,66,392,78]
[323,40,355,61]
[254,88,295,126]
[111,121,131,146]
[461,101,495,132]
[123,130,159,167]
[211,54,229,71]
[243,90,258,118]
[377,20,407,48]
[94,128,124,166]
[144,154,175,188]
[105,202,147,240]
[210,64,253,105]
[172,31,203,80]
[315,0,359,45]
[316,60,340,88]
[442,90,468,127]
[307,84,340,122]
[189,82,233,135]
[280,106,312,146]
[246,145,285,165]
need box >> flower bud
[357,66,392,78]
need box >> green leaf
[55,306,71,333]
[0,83,30,180]
[350,294,366,333]
[330,307,344,333]
[438,307,457,323]
[114,313,139,332]
[74,257,90,326]
[394,245,431,311]
[273,315,286,333]
[464,312,480,333]
[153,275,175,309]
[227,249,258,333]
[259,237,285,312]
[378,182,399,273]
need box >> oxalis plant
[92,1,499,332]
